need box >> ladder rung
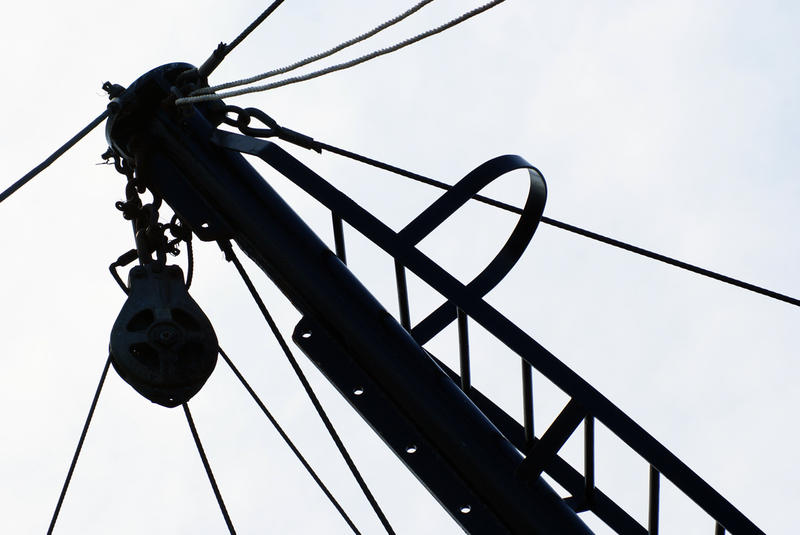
[648,465,660,535]
[394,260,411,330]
[331,212,347,263]
[521,359,534,446]
[457,307,471,393]
[584,415,595,501]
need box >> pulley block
[110,263,217,407]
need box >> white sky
[0,1,797,533]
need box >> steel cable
[261,128,800,309]
[218,347,362,534]
[227,0,287,57]
[183,403,237,534]
[198,0,288,78]
[221,241,397,535]
[47,356,111,535]
[0,110,108,204]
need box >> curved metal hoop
[399,155,547,345]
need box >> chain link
[107,150,194,290]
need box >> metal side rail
[211,130,764,535]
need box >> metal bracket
[517,399,587,482]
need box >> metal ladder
[318,175,760,535]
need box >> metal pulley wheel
[110,263,217,407]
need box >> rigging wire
[183,403,237,535]
[536,216,800,308]
[47,356,112,535]
[220,240,397,535]
[194,0,436,96]
[226,0,287,58]
[197,0,288,79]
[176,0,507,105]
[266,129,800,309]
[218,347,363,535]
[0,110,109,204]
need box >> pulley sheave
[110,264,217,407]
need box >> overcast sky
[0,1,798,534]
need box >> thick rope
[193,0,436,96]
[176,0,506,105]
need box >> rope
[262,127,800,309]
[176,0,507,105]
[193,0,436,96]
[183,403,237,534]
[47,356,112,535]
[218,347,362,534]
[220,241,397,535]
[1,110,108,204]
